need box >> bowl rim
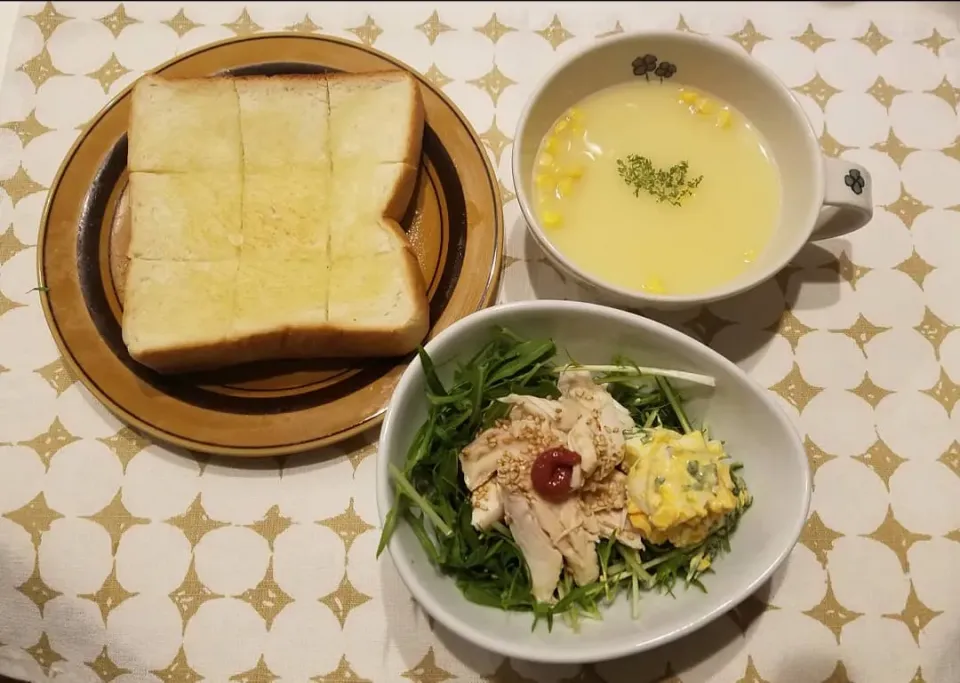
[376,299,812,664]
[510,29,823,309]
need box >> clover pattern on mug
[844,168,865,196]
[632,54,677,82]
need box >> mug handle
[811,157,873,241]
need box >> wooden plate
[37,34,503,457]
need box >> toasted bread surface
[122,71,429,373]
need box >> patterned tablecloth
[1,2,959,682]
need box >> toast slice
[122,71,429,373]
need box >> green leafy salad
[377,327,753,631]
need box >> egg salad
[624,427,751,549]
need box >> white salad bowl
[376,300,810,664]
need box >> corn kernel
[542,210,562,228]
[564,164,584,179]
[535,173,554,189]
[743,249,756,263]
[544,136,559,153]
[554,119,569,134]
[696,97,715,115]
[538,153,554,168]
[680,90,699,105]
[557,177,574,198]
[568,107,583,121]
[717,109,732,129]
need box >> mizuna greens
[377,327,752,631]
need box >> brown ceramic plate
[37,34,503,457]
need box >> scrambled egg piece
[624,427,744,548]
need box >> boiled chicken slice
[529,495,600,587]
[588,508,645,550]
[470,479,504,530]
[503,492,563,603]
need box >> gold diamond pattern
[769,363,822,412]
[884,583,942,644]
[866,506,931,573]
[728,20,770,53]
[820,130,852,158]
[17,553,62,617]
[929,77,960,109]
[896,250,935,285]
[87,645,130,683]
[873,130,917,166]
[89,54,131,93]
[831,251,871,288]
[844,314,889,347]
[771,310,813,352]
[677,15,695,33]
[84,491,149,553]
[916,29,953,56]
[26,633,64,673]
[942,138,960,163]
[922,368,960,411]
[794,24,833,51]
[596,21,624,40]
[3,492,64,548]
[319,571,372,628]
[319,500,373,552]
[856,22,893,53]
[416,10,453,46]
[170,557,222,627]
[480,121,512,165]
[19,47,63,89]
[794,74,840,109]
[914,307,952,351]
[346,441,377,472]
[98,4,137,38]
[852,375,892,408]
[481,659,537,682]
[27,2,69,41]
[166,494,228,548]
[467,65,516,106]
[35,356,76,396]
[940,441,960,478]
[225,8,262,36]
[286,14,321,33]
[80,562,138,623]
[1,165,46,205]
[18,417,79,470]
[558,664,608,683]
[475,14,515,43]
[729,594,777,635]
[535,15,573,50]
[422,64,453,90]
[238,558,292,629]
[313,655,373,683]
[854,440,906,488]
[0,289,25,317]
[402,648,454,683]
[152,647,201,683]
[0,226,28,267]
[230,655,278,683]
[98,427,151,473]
[348,16,383,46]
[805,437,837,476]
[684,306,730,345]
[823,662,853,683]
[804,577,862,641]
[1,111,53,146]
[887,185,930,228]
[162,9,199,37]
[868,76,905,108]
[247,504,292,550]
[801,512,842,566]
[498,177,516,205]
[739,656,772,683]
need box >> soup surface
[532,81,781,295]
